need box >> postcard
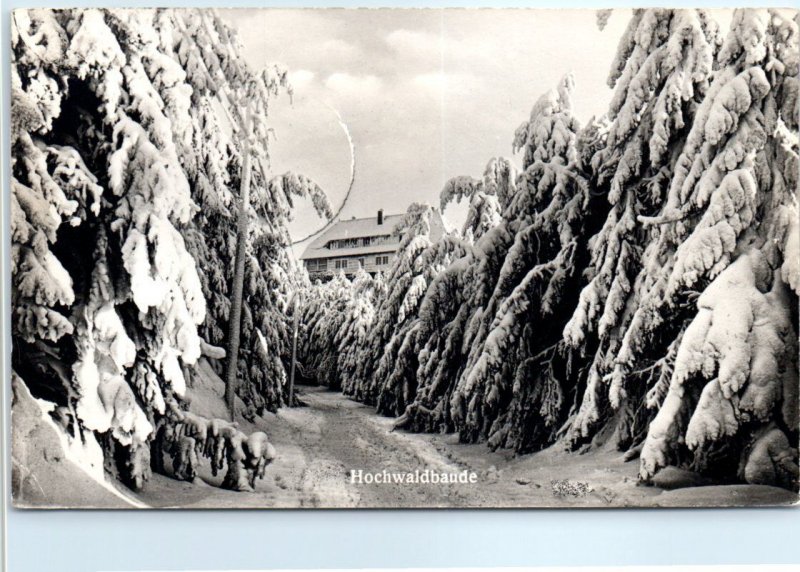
[9,7,799,508]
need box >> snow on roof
[315,213,404,242]
[301,210,447,260]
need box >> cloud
[223,8,649,236]
[386,28,441,61]
[289,69,316,90]
[412,72,478,94]
[385,28,488,70]
[320,38,361,60]
[324,73,382,97]
[413,72,446,92]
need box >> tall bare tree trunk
[224,109,253,420]
[288,293,300,406]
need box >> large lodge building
[301,208,446,280]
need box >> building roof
[301,210,447,261]
[311,213,406,244]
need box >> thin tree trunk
[224,108,253,420]
[288,294,300,406]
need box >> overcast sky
[220,8,732,252]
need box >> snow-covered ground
[131,384,797,509]
[13,361,797,509]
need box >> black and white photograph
[9,7,800,509]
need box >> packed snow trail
[137,387,491,508]
[131,386,796,508]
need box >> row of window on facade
[325,234,394,250]
[307,255,391,272]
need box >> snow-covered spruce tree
[561,9,723,451]
[633,9,800,488]
[395,224,512,432]
[225,171,330,415]
[343,203,437,406]
[299,272,348,388]
[11,9,97,359]
[373,232,470,417]
[299,269,383,391]
[171,12,331,417]
[388,159,518,429]
[184,147,331,417]
[396,76,598,448]
[444,75,600,452]
[298,273,349,389]
[10,8,327,492]
[440,157,518,243]
[372,161,522,423]
[334,268,385,392]
[11,8,206,489]
[340,204,465,415]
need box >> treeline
[301,8,799,489]
[11,8,328,491]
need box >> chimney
[377,209,384,225]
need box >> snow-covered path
[129,385,798,509]
[137,386,500,508]
[14,371,798,509]
[283,387,495,508]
